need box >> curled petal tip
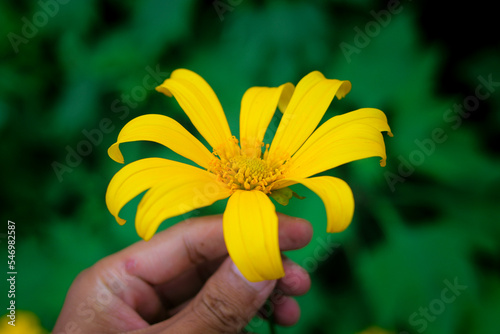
[155,85,173,97]
[336,80,352,99]
[116,217,126,225]
[108,143,125,164]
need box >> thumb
[170,257,277,333]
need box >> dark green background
[1,0,499,333]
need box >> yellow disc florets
[209,145,287,193]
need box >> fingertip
[279,259,311,296]
[278,214,313,250]
[293,217,313,245]
[272,296,301,327]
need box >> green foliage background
[1,0,499,333]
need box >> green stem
[268,315,277,334]
[268,301,276,334]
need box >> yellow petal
[268,71,351,162]
[108,114,214,169]
[135,164,232,241]
[239,83,294,157]
[106,158,231,237]
[223,190,284,282]
[287,108,392,179]
[156,69,236,156]
[106,158,187,225]
[276,176,354,233]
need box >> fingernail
[231,261,274,291]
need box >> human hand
[53,214,313,333]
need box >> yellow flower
[0,310,48,334]
[106,69,392,282]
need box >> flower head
[106,69,392,282]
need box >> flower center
[209,154,287,193]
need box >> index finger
[113,213,312,285]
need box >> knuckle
[194,281,247,332]
[183,233,209,265]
